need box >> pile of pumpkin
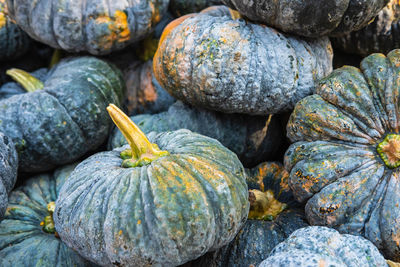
[1,0,400,266]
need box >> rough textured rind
[0,163,95,267]
[259,227,387,267]
[154,6,333,115]
[285,49,400,261]
[55,129,249,267]
[6,0,169,55]
[0,132,17,221]
[0,57,124,173]
[222,0,389,37]
[108,101,285,167]
[333,0,400,56]
[169,0,222,17]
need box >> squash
[54,104,249,266]
[285,49,400,260]
[222,0,389,38]
[0,0,30,61]
[259,226,387,266]
[0,57,124,173]
[0,163,95,266]
[332,0,400,56]
[0,132,17,221]
[108,101,285,167]
[6,0,169,55]
[169,0,222,17]
[183,162,308,267]
[153,6,333,115]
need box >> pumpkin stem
[41,202,57,235]
[229,8,242,20]
[49,49,63,69]
[107,104,169,168]
[248,189,287,220]
[377,134,400,169]
[6,68,44,92]
[387,260,400,267]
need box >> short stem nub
[42,202,57,235]
[6,68,44,92]
[377,134,400,169]
[248,189,287,221]
[107,104,169,168]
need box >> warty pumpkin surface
[0,163,96,267]
[153,6,333,115]
[285,49,400,261]
[0,57,124,173]
[259,226,387,266]
[169,0,222,17]
[222,0,389,38]
[54,105,249,267]
[0,132,17,221]
[332,0,400,56]
[108,101,285,167]
[6,0,169,55]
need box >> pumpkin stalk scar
[107,104,169,168]
[42,201,57,235]
[6,68,44,92]
[228,8,242,20]
[248,189,287,220]
[377,134,400,169]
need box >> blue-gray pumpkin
[0,163,96,266]
[0,57,124,173]
[54,104,249,267]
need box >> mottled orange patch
[319,259,326,267]
[0,12,5,28]
[40,221,44,226]
[118,230,123,235]
[137,220,141,225]
[95,10,130,49]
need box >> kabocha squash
[6,0,169,55]
[108,101,285,167]
[0,57,124,173]
[0,163,95,267]
[55,104,249,267]
[259,227,387,266]
[0,132,17,221]
[169,0,222,17]
[222,0,389,38]
[154,6,333,115]
[183,162,308,267]
[332,0,400,56]
[0,0,30,61]
[285,49,400,260]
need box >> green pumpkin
[0,57,124,173]
[154,6,333,115]
[285,49,400,260]
[0,132,17,221]
[259,226,387,266]
[222,0,389,37]
[332,0,400,56]
[169,0,222,17]
[0,163,96,266]
[6,0,169,55]
[54,104,249,266]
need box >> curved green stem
[6,68,44,92]
[49,49,63,69]
[107,104,169,168]
[248,189,287,221]
[42,202,56,234]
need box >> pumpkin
[169,0,222,17]
[332,0,400,56]
[108,101,285,167]
[0,163,96,266]
[0,57,124,173]
[0,0,30,61]
[183,162,308,267]
[54,104,249,266]
[0,132,17,221]
[285,49,400,260]
[122,60,175,115]
[153,6,333,115]
[259,226,387,266]
[222,0,389,38]
[6,0,169,55]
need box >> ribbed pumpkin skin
[169,0,222,17]
[154,6,333,115]
[222,0,389,37]
[6,0,169,55]
[108,101,285,167]
[259,227,387,266]
[0,132,17,221]
[333,0,400,56]
[55,129,249,267]
[123,60,175,115]
[0,57,124,173]
[0,0,30,61]
[0,164,95,267]
[285,49,400,260]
